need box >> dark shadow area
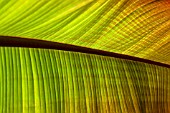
[0,35,169,68]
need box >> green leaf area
[0,47,169,113]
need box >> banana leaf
[0,0,170,113]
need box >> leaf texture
[0,0,170,64]
[0,47,169,113]
[0,0,170,113]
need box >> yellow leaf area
[0,0,170,64]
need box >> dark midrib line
[0,35,169,68]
